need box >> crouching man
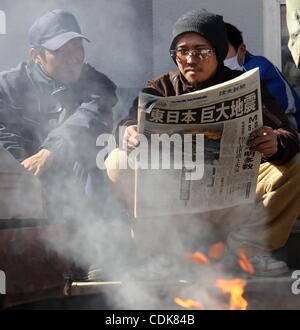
[107,9,300,277]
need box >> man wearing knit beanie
[167,9,229,88]
[170,9,228,64]
[109,9,300,277]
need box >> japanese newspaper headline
[134,68,263,218]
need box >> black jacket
[0,61,117,167]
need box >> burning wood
[215,278,248,310]
[183,251,211,266]
[208,242,225,260]
[238,249,255,275]
[176,244,250,310]
[174,297,203,309]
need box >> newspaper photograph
[134,68,263,218]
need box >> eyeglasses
[170,47,215,61]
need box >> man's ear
[239,43,246,54]
[237,43,246,64]
[29,48,43,65]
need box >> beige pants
[105,149,300,256]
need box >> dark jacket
[0,62,118,218]
[120,66,299,165]
[0,61,117,166]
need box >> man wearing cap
[109,9,300,276]
[0,9,117,219]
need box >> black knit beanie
[170,9,228,63]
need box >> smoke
[0,0,289,311]
[40,154,268,310]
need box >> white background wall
[152,0,264,76]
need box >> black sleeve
[42,66,118,167]
[113,83,164,145]
[41,100,112,169]
[0,89,28,161]
[261,82,299,164]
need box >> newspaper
[134,68,263,218]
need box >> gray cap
[170,9,228,63]
[29,9,90,51]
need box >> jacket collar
[27,62,74,114]
[28,62,63,94]
[244,51,253,65]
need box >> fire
[215,278,248,310]
[208,242,225,260]
[178,245,251,309]
[238,249,255,275]
[174,297,203,309]
[184,251,211,266]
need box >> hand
[122,125,140,150]
[247,126,278,158]
[21,149,53,176]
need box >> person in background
[225,22,300,133]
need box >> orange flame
[174,297,203,309]
[208,242,225,260]
[184,251,211,266]
[215,278,248,310]
[238,249,255,275]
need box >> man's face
[37,38,85,84]
[226,42,246,65]
[175,32,218,86]
[226,43,237,59]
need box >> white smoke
[0,0,277,311]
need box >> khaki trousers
[105,149,300,256]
